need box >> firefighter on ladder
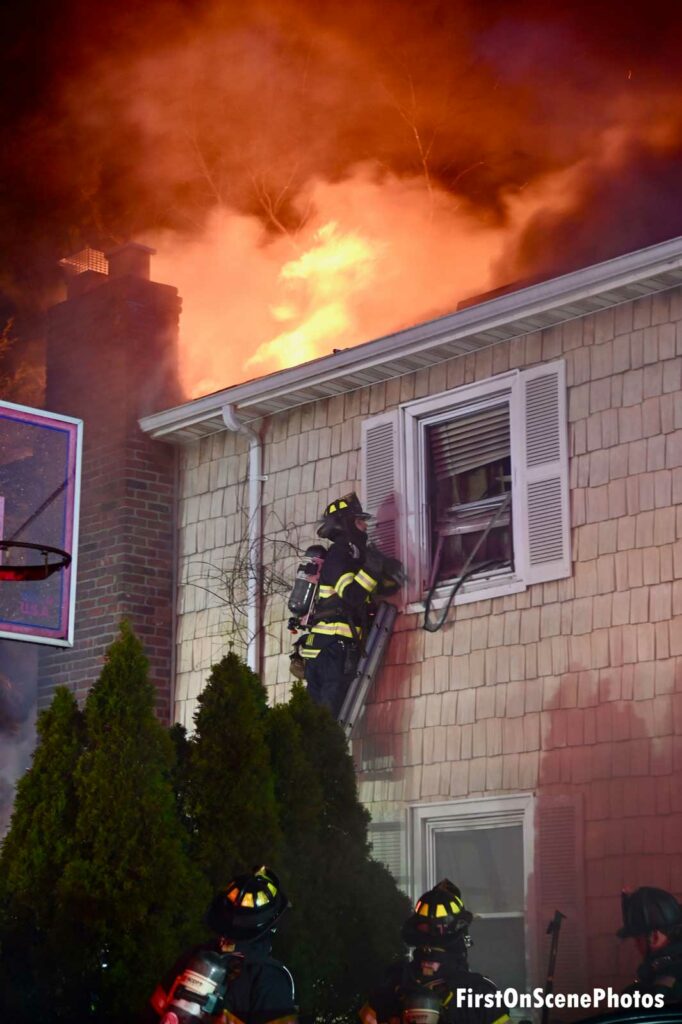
[299,493,401,718]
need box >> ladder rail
[337,601,398,737]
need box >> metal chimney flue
[106,242,155,280]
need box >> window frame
[401,369,527,609]
[408,793,536,994]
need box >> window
[361,360,570,606]
[424,393,513,591]
[409,795,534,996]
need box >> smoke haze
[2,0,682,393]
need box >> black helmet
[317,492,371,542]
[618,887,682,938]
[206,866,289,941]
[402,879,473,949]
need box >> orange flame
[149,154,612,396]
[30,2,678,400]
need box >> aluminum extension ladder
[337,600,398,737]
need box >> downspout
[221,404,263,674]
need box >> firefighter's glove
[376,576,401,596]
[289,649,306,680]
[381,554,406,584]
[365,544,405,586]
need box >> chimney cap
[106,241,156,280]
[106,241,156,258]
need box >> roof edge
[140,235,682,442]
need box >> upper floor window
[362,360,571,607]
[423,389,513,592]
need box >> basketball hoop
[0,541,71,582]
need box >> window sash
[404,375,520,602]
[427,402,510,480]
[473,911,525,919]
[409,794,534,897]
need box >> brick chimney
[38,244,184,721]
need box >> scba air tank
[159,949,229,1022]
[287,544,327,626]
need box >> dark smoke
[1,0,682,309]
[0,641,38,836]
[498,144,682,283]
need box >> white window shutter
[361,410,401,561]
[516,360,571,585]
[535,794,587,994]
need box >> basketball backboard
[0,400,82,646]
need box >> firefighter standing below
[618,886,682,1003]
[360,880,509,1024]
[148,866,297,1024]
[301,493,394,718]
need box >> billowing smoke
[0,641,38,836]
[2,0,682,393]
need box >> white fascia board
[140,235,682,442]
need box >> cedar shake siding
[142,241,682,999]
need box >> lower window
[410,794,534,996]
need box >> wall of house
[173,284,682,995]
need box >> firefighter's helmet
[206,866,289,941]
[317,492,371,541]
[402,879,473,949]
[618,887,682,938]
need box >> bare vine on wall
[182,474,308,661]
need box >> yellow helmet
[402,879,473,948]
[206,866,289,941]
[317,492,370,540]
